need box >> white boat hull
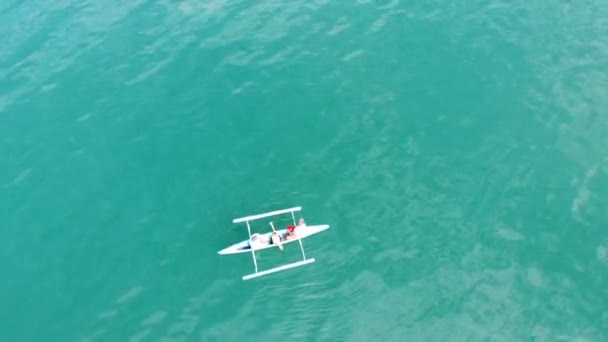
[217,224,330,255]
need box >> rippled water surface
[2,0,608,341]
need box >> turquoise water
[2,1,608,341]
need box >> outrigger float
[218,206,329,280]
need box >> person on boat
[269,222,284,251]
[285,225,297,239]
[285,217,305,240]
[249,233,266,249]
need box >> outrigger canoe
[218,206,330,280]
[217,223,330,255]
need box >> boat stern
[218,240,251,255]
